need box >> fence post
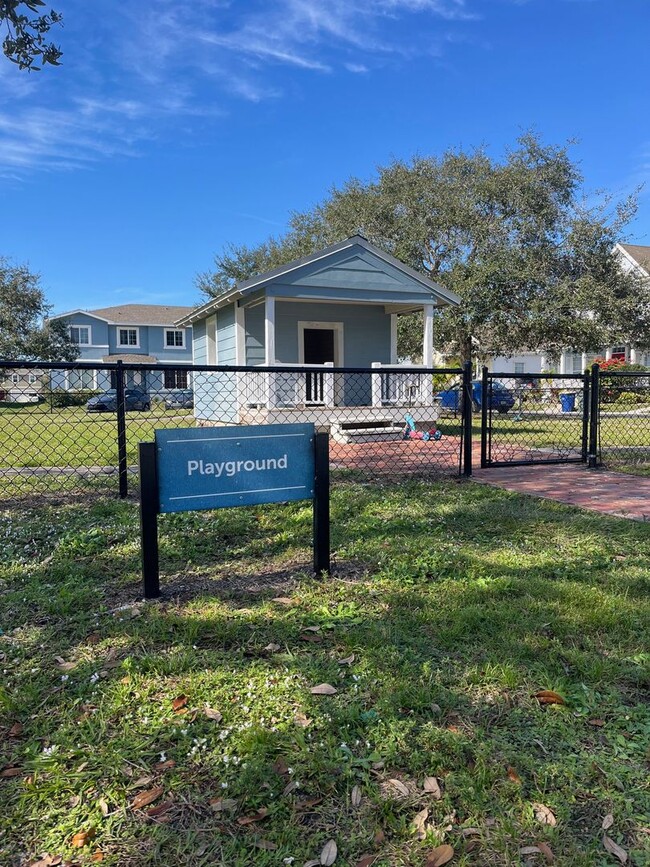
[462,360,473,476]
[588,363,600,469]
[480,365,489,468]
[581,370,590,463]
[115,360,128,497]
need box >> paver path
[473,464,650,521]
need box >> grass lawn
[1,480,649,866]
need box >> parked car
[86,388,151,413]
[164,389,194,410]
[436,380,515,414]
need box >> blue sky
[2,0,649,314]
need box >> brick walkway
[472,464,650,521]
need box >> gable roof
[50,304,194,326]
[177,236,459,325]
[618,243,650,275]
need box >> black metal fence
[0,360,469,499]
[596,367,650,473]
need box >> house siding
[216,305,236,364]
[245,305,265,366]
[193,320,208,365]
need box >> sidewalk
[472,464,650,521]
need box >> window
[572,353,584,373]
[514,362,525,374]
[28,374,38,384]
[611,345,626,361]
[70,325,90,345]
[165,329,185,348]
[164,369,188,389]
[10,373,19,383]
[68,369,95,390]
[118,328,139,347]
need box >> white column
[235,304,245,365]
[605,347,612,361]
[390,314,398,364]
[581,352,587,373]
[371,362,383,407]
[423,305,434,368]
[264,296,275,366]
[323,362,334,407]
[559,352,566,375]
[630,346,637,364]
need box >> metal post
[588,363,600,469]
[480,365,489,468]
[313,432,330,575]
[139,441,160,598]
[581,371,590,463]
[462,360,473,476]
[115,360,128,498]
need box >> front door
[300,324,343,405]
[303,328,335,365]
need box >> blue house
[48,304,194,394]
[178,236,459,433]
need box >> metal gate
[480,368,590,468]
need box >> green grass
[1,481,649,866]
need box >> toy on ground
[402,413,443,442]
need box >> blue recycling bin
[560,393,576,413]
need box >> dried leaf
[131,775,154,788]
[131,787,164,810]
[423,776,442,799]
[537,841,555,864]
[534,690,566,706]
[351,785,362,807]
[300,633,324,643]
[283,780,299,796]
[386,779,409,798]
[303,625,321,632]
[98,797,109,817]
[412,806,429,840]
[520,846,541,856]
[374,829,385,845]
[0,766,22,778]
[147,799,173,819]
[506,766,522,784]
[532,803,557,827]
[588,718,606,727]
[204,707,222,723]
[320,838,337,865]
[602,813,614,830]
[426,844,454,866]
[272,596,293,606]
[337,654,355,665]
[264,643,281,652]
[273,757,290,776]
[304,860,321,867]
[355,857,377,867]
[8,722,23,737]
[310,683,337,695]
[254,839,278,850]
[237,808,269,825]
[172,695,188,712]
[71,828,96,848]
[294,712,312,728]
[602,834,628,864]
[154,759,176,771]
[209,797,237,812]
[91,853,104,862]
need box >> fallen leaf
[300,633,324,643]
[294,712,312,728]
[423,776,442,799]
[602,814,614,830]
[506,767,522,784]
[272,597,293,606]
[386,779,409,798]
[273,758,290,776]
[91,853,104,862]
[355,857,377,867]
[304,860,321,867]
[204,707,222,723]
[172,695,188,712]
[588,718,606,727]
[537,841,555,864]
[98,797,109,817]
[209,797,237,812]
[303,625,321,632]
[532,803,557,827]
[520,846,541,856]
[87,633,101,645]
[71,829,96,848]
[147,799,173,819]
[53,655,65,664]
[310,683,337,695]
[337,654,355,665]
[131,776,154,788]
[8,722,23,737]
[264,643,281,652]
[602,834,628,864]
[154,760,176,771]
[426,844,454,866]
[374,829,385,845]
[254,839,278,850]
[0,766,22,778]
[131,787,164,810]
[412,806,429,840]
[237,808,269,825]
[283,780,299,796]
[534,690,566,706]
[320,838,337,865]
[351,785,362,807]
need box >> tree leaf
[320,838,338,865]
[423,776,442,799]
[602,814,614,830]
[209,797,237,812]
[506,766,522,784]
[272,597,293,605]
[520,846,541,856]
[8,722,23,737]
[300,633,324,643]
[386,779,409,798]
[337,654,355,665]
[282,780,299,796]
[532,803,557,827]
[351,785,362,807]
[237,808,269,825]
[131,775,154,788]
[131,787,164,810]
[602,835,628,864]
[146,800,173,819]
[426,844,454,866]
[294,712,312,728]
[412,806,429,840]
[355,857,377,867]
[0,766,22,778]
[71,829,96,848]
[310,683,337,695]
[254,839,278,850]
[537,842,555,864]
[204,707,222,722]
[534,690,566,706]
[172,695,188,712]
[588,718,606,727]
[264,643,281,652]
[98,797,109,817]
[154,760,176,771]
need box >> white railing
[371,362,434,407]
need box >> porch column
[559,352,566,375]
[235,303,245,365]
[581,352,587,373]
[371,362,383,407]
[264,296,275,366]
[323,362,334,407]
[605,347,612,361]
[423,305,434,368]
[630,346,637,364]
[390,314,398,365]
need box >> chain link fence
[0,360,467,500]
[597,369,650,474]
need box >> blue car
[436,380,515,414]
[86,388,151,413]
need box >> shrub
[49,389,99,408]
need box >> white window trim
[69,324,92,346]
[297,321,344,366]
[64,369,97,391]
[117,326,140,348]
[164,328,186,349]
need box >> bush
[49,389,99,408]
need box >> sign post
[138,424,329,599]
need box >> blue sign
[155,424,315,513]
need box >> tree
[0,257,76,361]
[197,134,650,365]
[1,1,62,70]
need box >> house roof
[618,243,650,274]
[102,353,159,364]
[50,304,194,326]
[177,235,460,325]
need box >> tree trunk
[458,332,473,368]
